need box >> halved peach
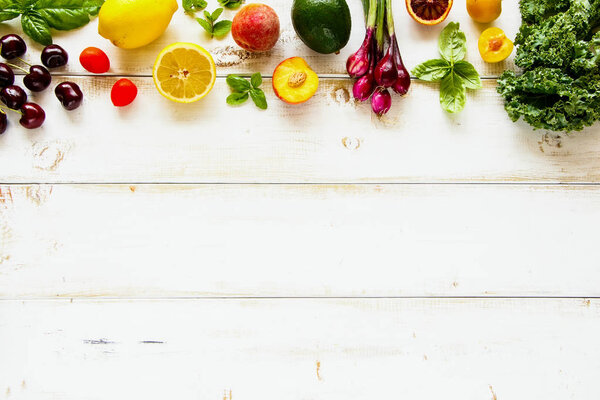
[272,57,319,104]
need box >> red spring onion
[371,86,392,116]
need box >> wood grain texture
[1,298,599,400]
[0,0,521,77]
[0,78,598,184]
[1,183,600,298]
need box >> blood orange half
[406,0,453,25]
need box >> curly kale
[498,0,600,131]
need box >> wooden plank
[2,183,600,298]
[0,78,598,184]
[0,0,521,77]
[0,298,599,399]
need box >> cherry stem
[0,105,22,115]
[6,62,29,74]
[17,57,32,67]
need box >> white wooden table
[1,1,600,399]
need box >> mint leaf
[411,59,451,81]
[453,60,482,89]
[21,11,52,45]
[226,74,251,92]
[196,17,212,33]
[249,88,267,109]
[203,10,212,20]
[218,0,242,9]
[250,72,262,88]
[439,22,466,63]
[212,19,231,37]
[227,92,249,105]
[34,0,91,30]
[211,7,223,21]
[0,0,20,22]
[440,71,466,113]
[183,0,206,13]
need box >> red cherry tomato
[111,78,137,107]
[79,47,110,74]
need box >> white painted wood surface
[1,0,599,398]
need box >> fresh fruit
[467,0,501,23]
[19,103,45,129]
[0,64,15,87]
[0,85,27,109]
[272,57,319,104]
[0,34,26,59]
[23,65,52,92]
[0,111,6,134]
[98,0,178,49]
[55,82,84,110]
[478,27,513,63]
[292,0,351,54]
[42,45,69,68]
[111,79,138,107]
[406,0,453,25]
[231,4,280,52]
[152,42,216,103]
[79,47,111,74]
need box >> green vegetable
[226,73,268,110]
[498,0,600,132]
[218,0,243,9]
[182,0,207,14]
[0,0,104,45]
[196,7,232,38]
[411,22,482,113]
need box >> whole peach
[231,3,280,53]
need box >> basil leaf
[226,92,249,105]
[411,59,451,82]
[21,11,52,45]
[34,0,91,30]
[250,72,262,88]
[453,60,482,89]
[226,74,251,92]
[438,22,466,63]
[183,0,206,13]
[196,17,212,33]
[82,0,104,15]
[440,71,466,113]
[0,0,20,21]
[211,7,223,21]
[212,19,231,37]
[249,88,267,110]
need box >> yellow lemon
[98,0,178,49]
[153,43,216,103]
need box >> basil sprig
[226,73,267,110]
[411,22,482,113]
[0,0,104,45]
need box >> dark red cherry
[0,63,14,87]
[0,34,27,60]
[0,85,27,109]
[23,65,52,92]
[55,81,83,110]
[19,102,45,129]
[0,111,7,134]
[41,44,69,68]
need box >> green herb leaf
[203,9,212,20]
[196,17,213,33]
[250,72,262,88]
[0,0,21,22]
[211,7,223,21]
[82,0,104,15]
[227,92,249,105]
[226,74,251,92]
[218,0,242,9]
[440,71,466,113]
[183,0,207,13]
[438,22,466,63]
[212,19,231,37]
[249,88,267,109]
[411,59,451,82]
[453,60,482,89]
[33,0,92,30]
[21,11,52,45]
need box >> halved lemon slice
[153,42,216,103]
